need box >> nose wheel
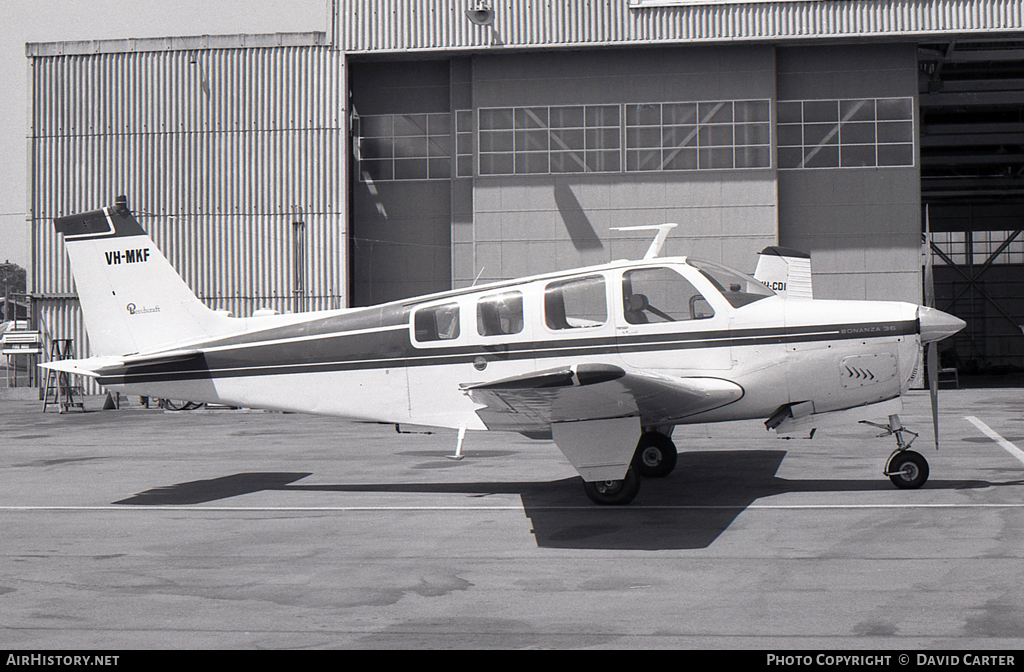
[862,414,930,490]
[885,449,929,489]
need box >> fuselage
[95,256,922,434]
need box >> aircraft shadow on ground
[113,450,998,550]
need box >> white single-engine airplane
[45,197,965,505]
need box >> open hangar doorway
[919,37,1024,385]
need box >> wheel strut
[861,414,930,489]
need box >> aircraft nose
[919,306,966,343]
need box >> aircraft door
[615,266,733,371]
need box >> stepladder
[42,339,84,413]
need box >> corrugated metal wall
[29,38,347,393]
[337,0,1024,52]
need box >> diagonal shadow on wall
[554,182,604,251]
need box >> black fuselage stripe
[96,320,917,385]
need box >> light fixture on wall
[465,3,494,27]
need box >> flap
[552,416,642,481]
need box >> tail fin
[753,246,813,300]
[54,196,237,356]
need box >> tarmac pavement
[1,389,1022,649]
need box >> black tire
[632,432,678,478]
[582,467,641,505]
[157,399,205,411]
[887,450,929,489]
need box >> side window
[622,267,714,324]
[545,275,607,330]
[477,291,524,337]
[414,302,460,342]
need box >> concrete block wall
[777,43,922,303]
[455,46,779,287]
[351,42,924,307]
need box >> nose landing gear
[861,414,930,489]
[885,449,930,489]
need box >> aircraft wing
[460,363,744,435]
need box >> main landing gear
[632,431,678,478]
[862,414,930,490]
[582,431,679,505]
[582,468,642,506]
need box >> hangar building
[24,0,1024,393]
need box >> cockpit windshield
[687,258,775,308]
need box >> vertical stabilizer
[753,246,813,299]
[54,197,237,356]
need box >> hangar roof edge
[333,0,1024,53]
[25,32,328,58]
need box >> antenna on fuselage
[471,266,486,287]
[610,223,678,260]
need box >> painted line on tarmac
[2,503,1024,513]
[965,416,1024,466]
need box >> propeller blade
[924,206,939,450]
[923,205,935,309]
[928,340,939,450]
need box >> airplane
[43,196,965,505]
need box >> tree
[1,261,27,322]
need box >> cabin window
[477,291,524,337]
[545,275,607,330]
[622,267,714,323]
[688,259,774,308]
[414,302,461,342]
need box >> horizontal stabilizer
[39,357,120,379]
[39,349,203,378]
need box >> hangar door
[919,39,1024,381]
[349,60,456,307]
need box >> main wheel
[157,399,205,411]
[887,450,929,489]
[582,467,641,505]
[632,432,678,478]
